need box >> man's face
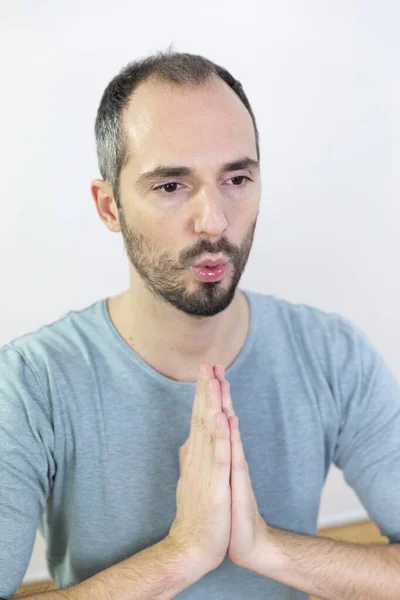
[117,76,261,318]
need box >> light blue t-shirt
[1,288,400,598]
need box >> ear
[90,179,121,233]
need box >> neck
[106,283,249,383]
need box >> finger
[178,438,189,474]
[221,380,235,419]
[178,446,184,475]
[210,411,231,501]
[213,363,225,380]
[214,364,235,419]
[191,366,222,469]
[202,377,223,474]
[229,416,249,497]
[187,363,209,462]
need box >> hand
[179,364,268,570]
[214,364,269,569]
[169,364,231,576]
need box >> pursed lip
[193,257,228,267]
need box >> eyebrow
[136,156,260,187]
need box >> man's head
[91,48,261,318]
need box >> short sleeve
[332,318,400,544]
[0,345,55,598]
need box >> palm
[178,364,265,568]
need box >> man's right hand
[167,363,231,575]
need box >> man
[1,49,400,599]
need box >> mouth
[193,256,228,268]
[191,262,228,282]
[198,263,222,269]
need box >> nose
[193,188,228,237]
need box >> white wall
[1,0,399,584]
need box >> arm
[249,525,400,600]
[18,535,201,600]
[20,364,231,600]
[213,355,400,599]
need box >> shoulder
[1,299,105,387]
[249,289,360,352]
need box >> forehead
[121,77,256,168]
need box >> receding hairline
[119,74,257,173]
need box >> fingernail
[214,364,224,379]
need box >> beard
[118,206,258,318]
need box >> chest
[51,376,331,579]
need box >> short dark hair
[94,46,260,209]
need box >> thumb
[179,437,190,475]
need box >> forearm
[23,536,201,600]
[250,525,400,600]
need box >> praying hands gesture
[168,363,268,574]
[166,364,400,600]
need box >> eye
[153,176,252,195]
[153,182,184,194]
[227,175,251,187]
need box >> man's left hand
[213,363,269,569]
[178,363,269,570]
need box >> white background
[1,0,399,584]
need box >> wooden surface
[15,520,388,598]
[14,579,57,597]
